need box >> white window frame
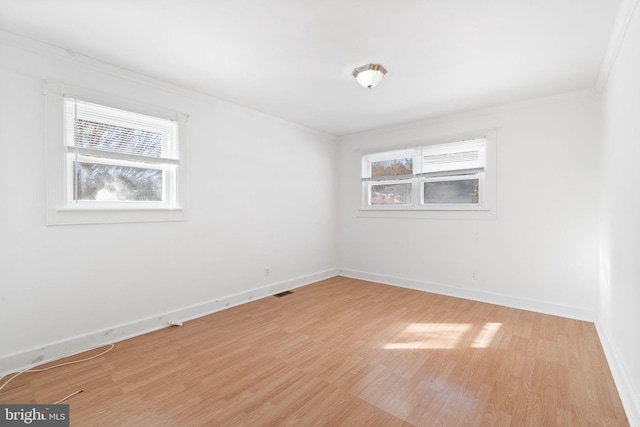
[44,81,188,225]
[361,133,496,215]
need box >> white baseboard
[338,268,596,322]
[5,268,634,424]
[594,315,640,426]
[0,268,339,377]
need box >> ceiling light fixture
[352,64,387,89]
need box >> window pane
[371,158,412,177]
[75,119,163,157]
[370,183,412,205]
[74,162,163,201]
[424,179,478,204]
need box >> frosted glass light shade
[352,64,387,89]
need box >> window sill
[361,206,491,211]
[47,207,186,225]
[357,207,495,220]
[57,205,183,212]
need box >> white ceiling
[0,0,621,136]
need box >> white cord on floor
[0,344,115,395]
[53,389,84,404]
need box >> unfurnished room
[0,1,639,426]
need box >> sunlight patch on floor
[471,322,501,348]
[383,323,471,350]
[383,322,502,350]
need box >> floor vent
[273,291,294,298]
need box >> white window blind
[64,99,179,165]
[419,139,485,175]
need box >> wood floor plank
[0,277,629,426]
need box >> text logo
[1,405,69,426]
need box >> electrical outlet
[265,267,270,277]
[471,271,477,280]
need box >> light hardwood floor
[0,277,629,426]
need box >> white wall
[0,34,338,372]
[598,0,640,422]
[338,91,601,319]
[0,18,636,422]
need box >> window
[362,138,490,211]
[44,82,187,225]
[364,149,415,206]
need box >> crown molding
[596,0,640,91]
[0,29,214,102]
[0,29,336,140]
